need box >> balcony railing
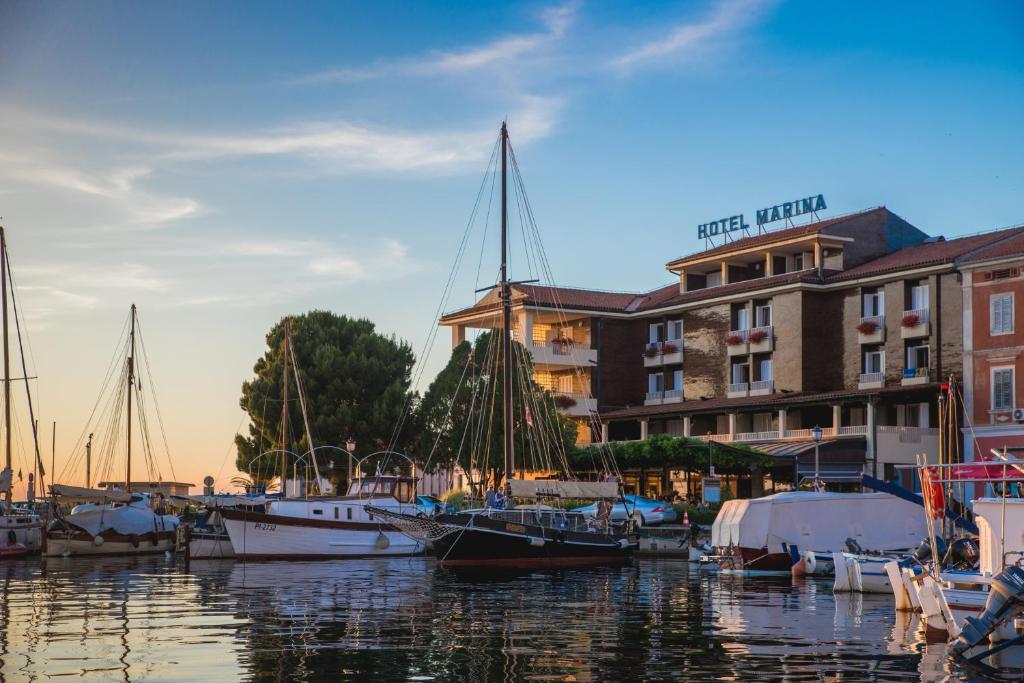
[902,308,930,325]
[859,372,884,385]
[663,388,683,401]
[748,325,772,346]
[645,390,664,402]
[728,382,749,394]
[750,379,773,394]
[727,329,749,343]
[878,425,939,443]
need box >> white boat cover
[711,491,926,553]
[508,479,619,499]
[60,503,179,536]
[973,498,1024,575]
[50,484,132,503]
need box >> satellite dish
[203,475,215,487]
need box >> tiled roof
[830,226,1024,281]
[599,384,940,420]
[958,226,1024,265]
[439,283,655,321]
[638,270,830,310]
[664,207,887,269]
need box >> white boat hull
[1,514,42,552]
[885,561,913,610]
[223,515,424,559]
[44,534,175,557]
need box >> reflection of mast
[126,304,136,493]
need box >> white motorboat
[176,493,272,559]
[221,475,425,560]
[44,487,178,557]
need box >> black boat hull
[431,512,636,568]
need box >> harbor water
[0,556,996,680]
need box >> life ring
[7,529,16,545]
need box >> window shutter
[993,296,1003,333]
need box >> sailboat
[371,123,637,569]
[0,226,45,557]
[43,304,180,557]
[219,319,425,559]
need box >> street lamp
[345,437,356,492]
[811,424,823,492]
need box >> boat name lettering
[254,522,276,531]
[505,523,526,534]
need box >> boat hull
[220,509,424,559]
[1,514,42,553]
[43,529,175,557]
[188,532,235,559]
[717,546,792,575]
[431,513,635,569]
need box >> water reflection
[0,556,999,680]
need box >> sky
[0,0,1022,495]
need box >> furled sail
[508,479,619,500]
[49,484,133,503]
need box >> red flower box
[901,313,920,328]
[644,344,660,357]
[725,334,744,346]
[856,320,879,334]
[661,342,678,354]
[748,330,768,343]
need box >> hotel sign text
[697,194,827,240]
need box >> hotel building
[442,207,1024,496]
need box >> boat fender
[7,529,16,545]
[92,535,105,547]
[129,534,140,548]
[804,550,817,574]
[528,537,545,547]
[618,538,631,549]
[374,532,390,550]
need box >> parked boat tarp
[508,479,619,500]
[0,467,12,492]
[50,484,132,504]
[860,474,978,534]
[59,502,179,537]
[711,491,926,554]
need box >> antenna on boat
[126,303,136,494]
[500,122,514,494]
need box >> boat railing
[484,508,593,532]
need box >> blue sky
[0,0,1021,490]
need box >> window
[862,289,884,317]
[347,507,353,520]
[731,362,750,385]
[864,349,884,374]
[667,320,683,342]
[759,358,773,382]
[733,307,750,331]
[648,323,663,344]
[557,374,573,394]
[313,509,323,516]
[755,304,772,327]
[670,369,683,390]
[334,507,339,520]
[993,367,1014,411]
[910,284,929,311]
[906,345,929,371]
[991,293,1014,334]
[648,373,664,393]
[793,254,804,271]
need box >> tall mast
[1,227,9,509]
[500,122,514,489]
[126,303,136,493]
[280,320,290,496]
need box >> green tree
[235,311,417,489]
[415,330,577,490]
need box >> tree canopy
[570,433,772,474]
[235,311,417,487]
[415,330,577,487]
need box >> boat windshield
[345,477,416,503]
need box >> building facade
[441,207,1024,496]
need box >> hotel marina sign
[697,194,827,241]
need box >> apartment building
[441,206,1024,494]
[960,232,1024,473]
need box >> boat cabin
[345,476,418,504]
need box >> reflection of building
[97,480,194,496]
[442,207,1024,494]
[961,233,1024,496]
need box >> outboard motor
[952,565,1024,657]
[912,537,947,564]
[943,537,981,571]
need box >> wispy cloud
[293,1,581,85]
[610,0,773,72]
[221,239,321,258]
[308,238,413,282]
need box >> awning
[745,439,837,457]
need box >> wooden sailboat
[43,305,180,557]
[0,226,44,557]
[371,123,637,569]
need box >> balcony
[902,367,930,386]
[727,382,749,399]
[749,379,773,396]
[857,315,885,344]
[900,308,930,339]
[726,329,749,356]
[645,390,664,406]
[553,393,598,417]
[642,341,684,367]
[528,339,598,367]
[662,388,683,404]
[748,326,773,353]
[858,372,884,390]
